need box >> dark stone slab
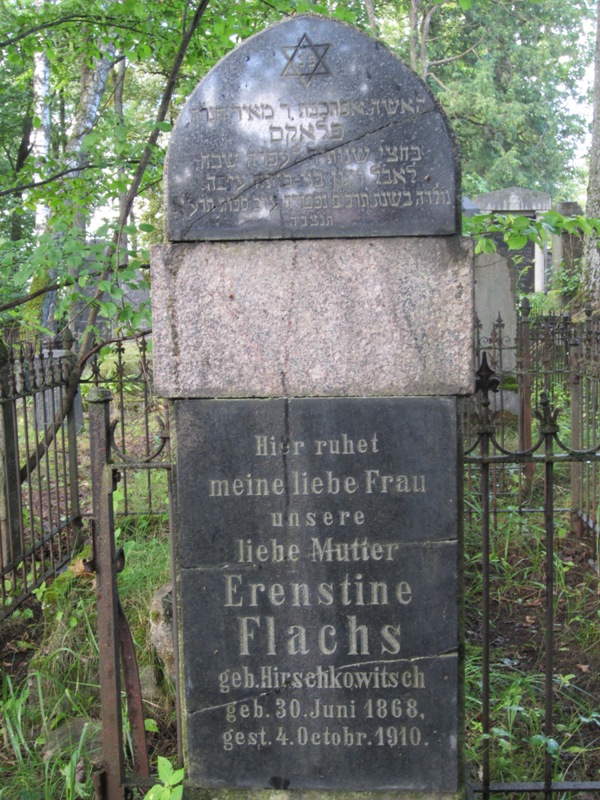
[165,16,459,241]
[174,397,462,791]
[186,654,459,791]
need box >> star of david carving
[280,34,331,87]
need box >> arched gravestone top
[165,15,460,241]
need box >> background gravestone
[472,187,551,293]
[151,14,473,800]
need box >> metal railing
[0,335,82,621]
[2,319,598,796]
[470,303,600,533]
[0,331,169,621]
[464,346,600,798]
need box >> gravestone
[473,187,551,293]
[152,14,473,800]
[166,18,459,241]
[474,251,517,372]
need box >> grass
[463,457,600,795]
[0,512,172,799]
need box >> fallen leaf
[576,664,590,673]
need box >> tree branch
[0,163,92,197]
[19,0,213,480]
[427,71,452,92]
[0,259,150,315]
[0,279,73,314]
[0,158,147,198]
[428,45,479,69]
[0,14,89,47]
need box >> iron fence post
[569,328,583,532]
[536,396,559,800]
[0,340,22,572]
[64,329,83,551]
[88,386,125,800]
[518,297,534,497]
[475,353,500,800]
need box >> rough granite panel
[150,237,474,399]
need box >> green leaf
[139,223,156,233]
[136,43,152,60]
[170,768,185,786]
[155,121,173,132]
[144,719,159,733]
[95,224,111,238]
[142,784,163,800]
[506,234,529,250]
[157,755,174,784]
[457,0,473,9]
[474,237,497,255]
[171,786,184,800]
[100,301,119,318]
[109,285,125,300]
[512,215,532,232]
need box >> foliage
[377,0,593,198]
[0,0,596,341]
[0,510,172,798]
[464,209,600,253]
[0,0,319,339]
[464,479,600,786]
[464,208,600,304]
[143,756,185,800]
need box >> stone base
[181,789,468,800]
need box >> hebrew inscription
[175,398,461,791]
[166,15,458,240]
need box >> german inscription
[166,15,458,240]
[175,398,461,791]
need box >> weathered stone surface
[151,237,473,399]
[165,15,459,241]
[149,583,176,683]
[474,251,517,371]
[175,397,463,792]
[472,187,552,213]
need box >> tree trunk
[583,0,600,303]
[409,0,420,73]
[32,0,51,239]
[364,0,379,37]
[9,112,33,242]
[46,39,116,333]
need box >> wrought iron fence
[1,318,598,796]
[0,334,82,621]
[81,332,170,520]
[0,331,168,621]
[471,303,600,533]
[465,304,600,798]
